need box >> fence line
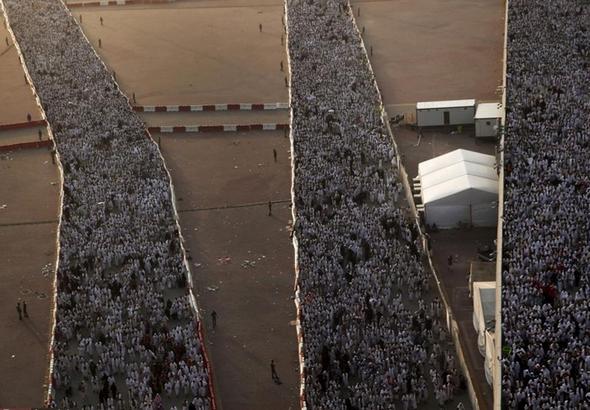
[67,0,175,8]
[0,139,52,152]
[147,123,289,133]
[135,102,289,112]
[493,0,510,408]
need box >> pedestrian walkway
[161,130,299,410]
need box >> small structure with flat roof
[416,99,476,127]
[474,102,502,138]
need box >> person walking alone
[16,302,22,321]
[271,360,281,384]
[211,310,217,330]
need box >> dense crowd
[502,1,590,408]
[3,1,211,409]
[287,0,468,408]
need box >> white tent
[418,149,498,229]
[472,281,496,357]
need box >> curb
[0,139,52,152]
[68,0,175,8]
[134,102,290,113]
[147,123,290,133]
[0,119,47,132]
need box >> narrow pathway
[162,131,299,410]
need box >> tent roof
[419,149,498,205]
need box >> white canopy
[418,149,498,228]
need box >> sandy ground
[73,1,288,105]
[0,14,42,125]
[160,132,291,210]
[141,110,289,127]
[0,149,60,407]
[394,125,496,180]
[353,0,504,106]
[0,149,59,224]
[161,131,299,410]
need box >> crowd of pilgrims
[287,0,468,408]
[3,1,211,409]
[502,0,590,409]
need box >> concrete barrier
[0,139,52,152]
[132,103,291,113]
[0,119,47,132]
[493,0,509,408]
[196,320,218,410]
[67,0,176,8]
[283,3,308,409]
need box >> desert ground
[353,0,504,118]
[0,148,60,407]
[0,13,41,125]
[71,0,288,105]
[161,131,299,409]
